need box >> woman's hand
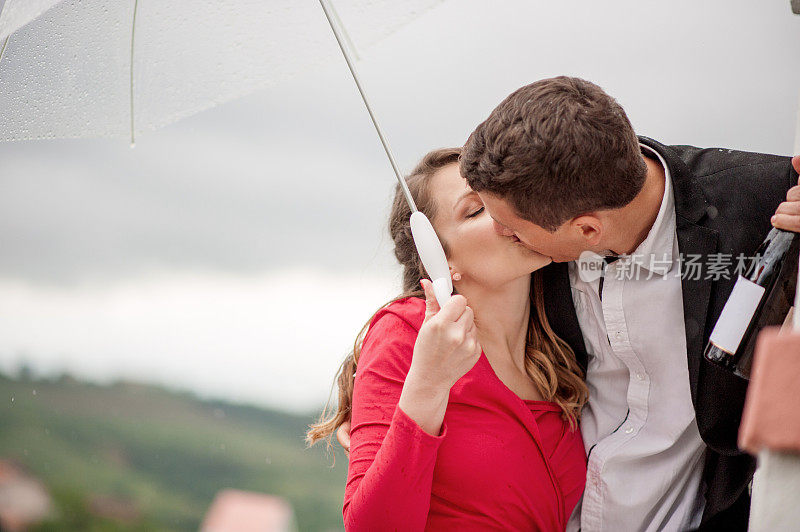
[398,279,481,435]
[336,421,351,456]
[410,280,482,391]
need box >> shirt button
[615,332,623,339]
[636,373,645,381]
[625,427,634,434]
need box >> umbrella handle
[431,278,453,310]
[410,211,453,308]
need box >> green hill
[0,371,347,531]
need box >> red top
[344,296,586,531]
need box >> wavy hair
[307,148,587,449]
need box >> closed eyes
[466,206,484,219]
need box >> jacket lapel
[675,221,719,401]
[540,262,589,373]
[639,136,719,402]
[544,137,720,400]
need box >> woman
[307,148,588,530]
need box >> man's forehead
[479,193,516,224]
[490,213,512,229]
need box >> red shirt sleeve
[343,306,447,531]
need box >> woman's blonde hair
[307,148,588,449]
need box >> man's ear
[569,214,604,247]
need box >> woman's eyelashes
[466,206,484,219]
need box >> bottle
[704,227,799,378]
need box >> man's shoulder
[639,135,791,180]
[668,143,789,180]
[639,136,794,223]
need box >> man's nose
[493,219,514,237]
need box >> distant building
[0,459,53,532]
[200,488,297,532]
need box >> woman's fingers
[466,336,481,358]
[454,305,474,330]
[465,319,477,339]
[421,279,440,320]
[466,320,480,354]
[410,289,480,392]
[437,294,468,323]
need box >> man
[459,76,800,530]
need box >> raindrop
[130,142,136,149]
[32,389,37,396]
[10,396,14,403]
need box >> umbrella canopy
[0,0,442,143]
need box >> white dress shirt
[567,145,706,531]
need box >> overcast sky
[1,0,799,413]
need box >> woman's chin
[529,255,552,272]
[511,239,550,262]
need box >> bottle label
[709,276,766,354]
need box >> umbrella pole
[129,0,139,147]
[319,0,453,307]
[318,0,418,213]
[0,36,8,65]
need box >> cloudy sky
[1,0,799,413]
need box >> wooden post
[741,330,800,530]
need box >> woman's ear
[448,263,462,281]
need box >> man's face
[478,192,591,263]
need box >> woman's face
[429,163,552,288]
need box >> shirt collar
[624,143,676,275]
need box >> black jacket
[541,136,798,530]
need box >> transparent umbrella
[0,0,454,306]
[0,0,442,144]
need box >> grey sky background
[1,0,799,413]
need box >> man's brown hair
[461,76,647,232]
